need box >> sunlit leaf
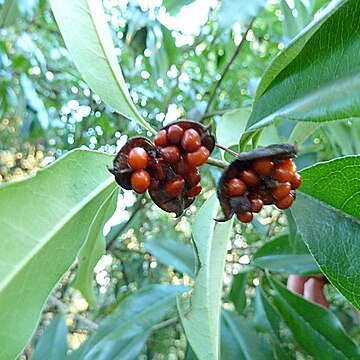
[0,149,116,359]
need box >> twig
[48,295,98,331]
[206,157,228,169]
[204,18,255,115]
[215,143,239,157]
[152,317,178,331]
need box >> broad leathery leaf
[291,156,360,308]
[248,0,360,130]
[252,234,319,275]
[221,310,274,360]
[73,188,118,307]
[217,0,265,30]
[73,285,187,360]
[288,121,322,145]
[49,0,155,135]
[229,272,247,315]
[271,278,360,360]
[32,315,68,360]
[144,233,195,277]
[177,194,233,360]
[0,0,18,27]
[0,149,117,359]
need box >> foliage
[0,0,360,359]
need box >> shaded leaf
[291,156,360,308]
[73,285,186,360]
[144,232,195,277]
[177,194,233,360]
[248,0,360,130]
[271,278,360,360]
[0,150,116,359]
[0,0,18,27]
[162,0,195,16]
[32,316,68,360]
[49,0,155,134]
[252,234,320,275]
[229,272,247,315]
[73,188,118,307]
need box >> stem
[152,317,178,331]
[206,157,228,169]
[215,143,239,157]
[204,18,255,114]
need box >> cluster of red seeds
[217,144,301,223]
[110,121,215,216]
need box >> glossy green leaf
[252,234,320,275]
[218,0,266,30]
[248,0,360,130]
[73,285,186,360]
[271,278,360,359]
[144,232,195,277]
[73,188,118,307]
[162,0,195,15]
[177,194,233,360]
[221,310,274,360]
[32,316,68,360]
[229,272,247,315]
[291,156,360,308]
[49,0,156,134]
[0,149,117,359]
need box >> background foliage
[1,0,360,359]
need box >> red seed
[160,146,181,164]
[185,183,202,197]
[249,195,263,213]
[290,172,302,189]
[237,211,253,223]
[168,124,184,145]
[165,177,185,197]
[274,159,296,183]
[154,129,168,147]
[183,168,201,187]
[275,194,294,209]
[272,182,291,200]
[181,129,201,152]
[185,146,210,167]
[130,169,151,194]
[172,159,193,175]
[252,157,274,176]
[128,147,148,170]
[239,169,260,187]
[227,178,247,196]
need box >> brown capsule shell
[160,120,215,154]
[217,144,298,221]
[110,137,156,190]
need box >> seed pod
[217,144,298,221]
[109,137,156,190]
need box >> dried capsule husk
[109,137,156,190]
[160,120,216,153]
[217,143,298,221]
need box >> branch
[206,157,228,169]
[152,317,178,331]
[204,18,255,115]
[48,295,98,331]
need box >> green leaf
[221,310,274,360]
[280,0,301,41]
[248,0,360,130]
[73,188,118,307]
[49,0,156,135]
[288,122,322,145]
[32,316,68,360]
[73,285,186,360]
[0,149,117,359]
[291,156,360,308]
[271,278,360,360]
[177,194,233,360]
[144,232,195,277]
[252,234,320,275]
[229,272,247,315]
[0,0,18,27]
[217,0,266,30]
